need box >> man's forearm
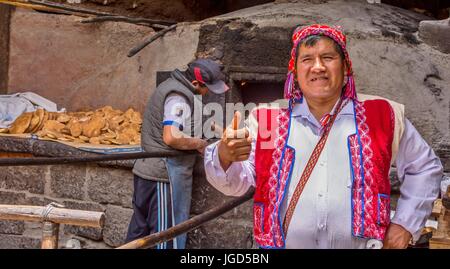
[204,141,256,197]
[168,136,205,151]
[163,125,206,151]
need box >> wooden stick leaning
[81,15,174,28]
[127,24,177,57]
[117,186,255,249]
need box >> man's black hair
[184,68,195,82]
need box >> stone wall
[0,163,130,249]
[0,137,253,249]
[0,157,253,249]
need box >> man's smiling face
[296,36,346,103]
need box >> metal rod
[117,187,255,249]
[127,24,177,57]
[0,151,192,166]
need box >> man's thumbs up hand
[218,111,252,171]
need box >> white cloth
[162,93,191,131]
[0,92,64,128]
[204,99,443,248]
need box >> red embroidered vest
[253,99,395,248]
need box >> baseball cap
[187,59,229,94]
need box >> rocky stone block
[191,158,230,214]
[50,164,87,200]
[87,166,133,208]
[220,200,253,220]
[103,205,133,247]
[27,197,46,206]
[62,200,105,241]
[69,236,113,249]
[0,190,27,205]
[0,220,25,235]
[0,234,41,249]
[187,217,254,249]
[0,166,46,194]
[419,19,450,54]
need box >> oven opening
[238,81,284,105]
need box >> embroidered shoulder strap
[282,98,350,235]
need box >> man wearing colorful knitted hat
[203,24,443,249]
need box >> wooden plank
[444,209,450,223]
[429,237,450,249]
[431,199,443,218]
[0,205,105,228]
[429,206,450,249]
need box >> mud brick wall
[0,4,10,94]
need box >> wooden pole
[41,221,59,249]
[0,205,104,228]
[0,0,70,14]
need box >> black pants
[125,175,175,249]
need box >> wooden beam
[0,205,105,228]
